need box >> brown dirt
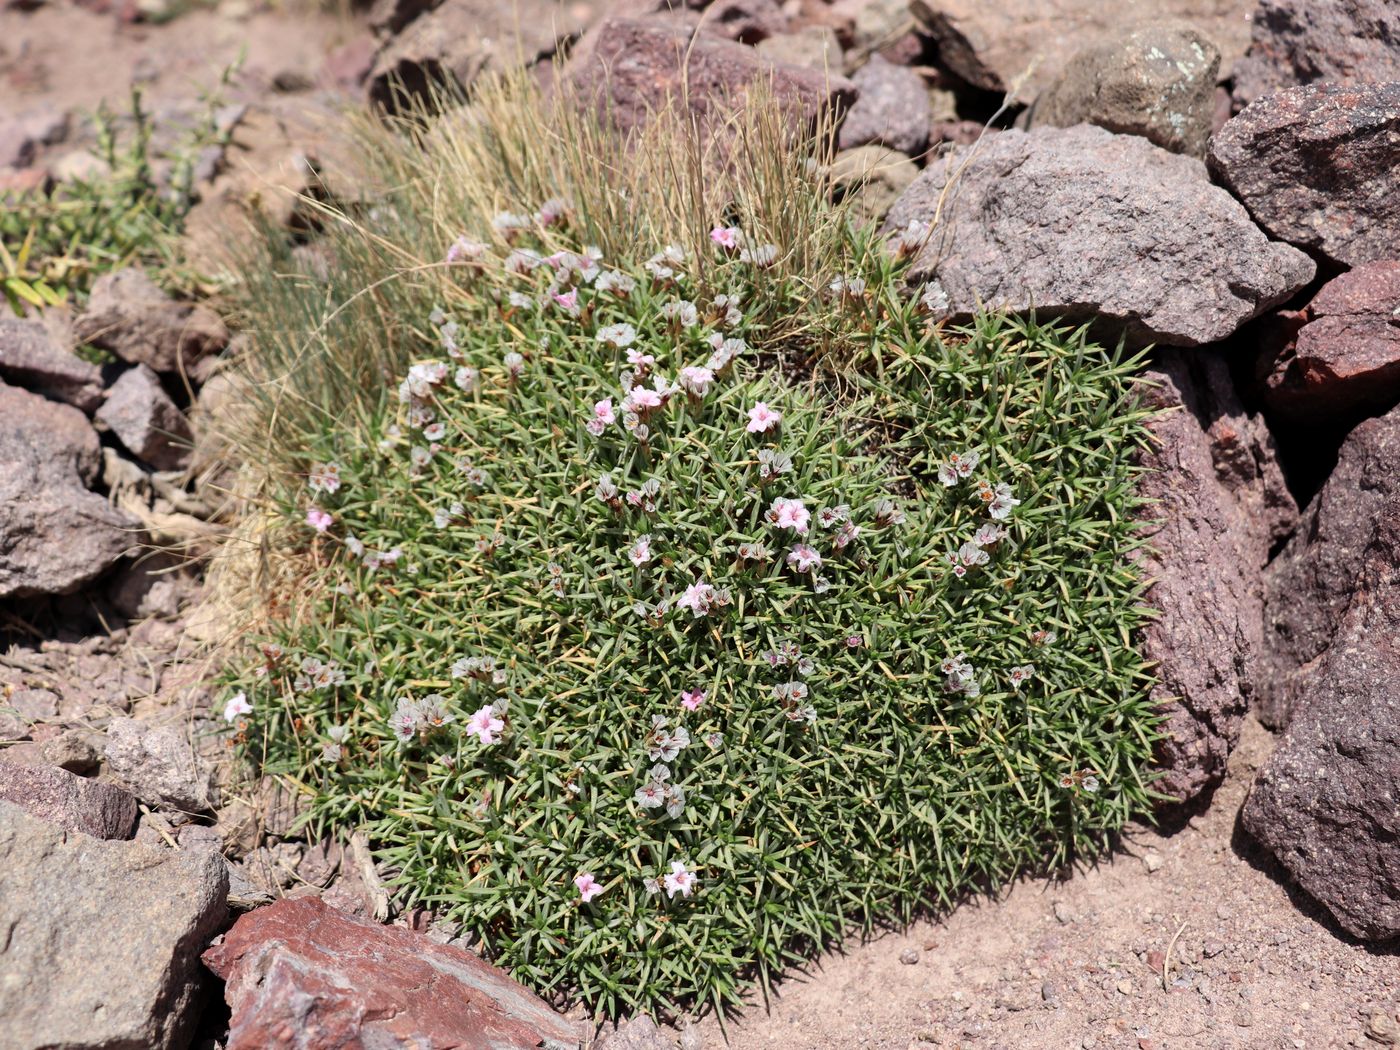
[692,717,1400,1050]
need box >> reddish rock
[837,54,930,155]
[0,317,103,413]
[1208,82,1400,267]
[1137,351,1296,801]
[1233,0,1400,108]
[96,364,193,472]
[322,33,379,90]
[0,762,138,839]
[1261,403,1400,727]
[74,268,229,375]
[564,16,856,139]
[203,896,579,1050]
[1244,514,1400,940]
[1262,261,1400,423]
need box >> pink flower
[767,497,810,534]
[466,705,505,745]
[222,692,252,723]
[710,226,740,250]
[628,387,663,411]
[552,288,579,313]
[663,860,697,898]
[593,398,616,426]
[746,402,781,433]
[845,634,863,648]
[679,688,706,712]
[787,543,822,573]
[306,506,334,533]
[574,872,604,903]
[676,580,717,619]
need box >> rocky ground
[2,0,1400,1047]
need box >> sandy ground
[691,717,1400,1050]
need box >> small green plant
[217,74,1159,1020]
[0,74,235,314]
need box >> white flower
[989,483,1021,520]
[957,541,989,566]
[597,323,637,349]
[973,523,1003,546]
[739,243,778,268]
[454,366,479,392]
[628,535,653,567]
[1008,664,1036,690]
[222,692,252,723]
[787,543,823,573]
[663,859,697,898]
[676,580,717,619]
[678,365,714,396]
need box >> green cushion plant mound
[226,206,1159,1017]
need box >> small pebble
[1116,979,1134,995]
[899,948,920,966]
[1142,852,1163,873]
[1235,1008,1255,1028]
[1041,981,1059,1004]
[1053,900,1076,924]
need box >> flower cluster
[390,693,455,743]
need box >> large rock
[837,54,929,155]
[369,0,594,111]
[1137,351,1296,802]
[0,801,227,1050]
[203,896,580,1050]
[907,0,1253,98]
[1233,0,1400,107]
[104,716,214,813]
[564,16,857,139]
[1243,515,1400,940]
[0,381,138,599]
[1261,403,1400,727]
[0,317,103,412]
[828,145,919,225]
[1261,261,1400,424]
[1208,82,1400,268]
[74,268,229,375]
[97,364,194,471]
[0,763,138,839]
[884,125,1315,346]
[1031,23,1219,157]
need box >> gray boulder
[838,54,930,155]
[0,317,103,413]
[1031,23,1219,157]
[1137,351,1295,802]
[104,716,214,813]
[97,364,193,472]
[0,801,228,1050]
[74,268,228,376]
[908,0,1253,98]
[1208,81,1400,267]
[1233,0,1400,107]
[0,382,139,599]
[1261,403,1400,728]
[0,763,138,839]
[883,124,1315,346]
[1244,515,1400,940]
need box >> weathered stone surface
[97,364,193,471]
[74,268,228,375]
[1208,82,1400,268]
[565,16,857,139]
[1261,404,1400,728]
[908,0,1253,98]
[203,896,580,1050]
[1244,515,1400,940]
[104,716,213,813]
[0,762,137,838]
[0,381,138,599]
[0,800,227,1050]
[0,316,103,412]
[837,54,929,154]
[369,0,594,110]
[884,124,1315,346]
[1137,351,1296,802]
[701,0,791,45]
[598,1014,674,1049]
[828,145,918,225]
[755,25,844,71]
[1233,0,1400,107]
[1261,261,1400,424]
[0,687,58,740]
[1031,23,1219,157]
